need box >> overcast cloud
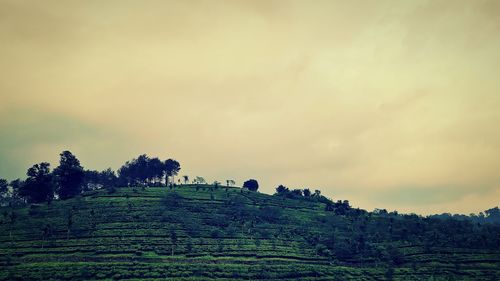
[1,0,500,214]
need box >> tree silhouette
[183,175,189,184]
[83,170,100,190]
[303,188,311,197]
[148,157,164,186]
[118,154,169,187]
[164,159,180,187]
[243,179,259,192]
[99,168,118,188]
[226,179,235,187]
[84,168,118,190]
[54,151,84,200]
[19,162,54,204]
[275,185,289,195]
[135,154,150,185]
[118,160,134,186]
[118,155,146,186]
[8,179,25,206]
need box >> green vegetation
[1,185,499,280]
[0,151,499,280]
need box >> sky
[1,0,500,215]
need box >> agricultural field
[1,185,499,280]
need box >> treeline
[429,207,500,225]
[271,184,500,225]
[0,151,182,206]
[273,184,352,215]
[1,152,498,226]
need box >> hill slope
[1,185,499,281]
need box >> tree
[226,179,235,187]
[484,207,500,224]
[117,154,153,187]
[83,170,100,190]
[183,175,189,184]
[135,154,150,185]
[164,159,180,186]
[85,168,118,191]
[275,185,289,195]
[8,179,25,206]
[195,176,206,184]
[243,179,259,192]
[303,188,311,197]
[99,168,118,188]
[19,162,54,204]
[54,151,84,200]
[147,157,164,186]
[0,178,8,204]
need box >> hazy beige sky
[1,0,500,214]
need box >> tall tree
[119,155,168,187]
[118,160,136,186]
[243,179,259,192]
[19,162,54,203]
[54,151,85,200]
[148,157,164,186]
[164,159,180,186]
[135,154,150,185]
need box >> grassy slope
[0,185,499,281]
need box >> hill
[1,185,499,281]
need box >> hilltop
[1,184,499,281]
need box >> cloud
[0,109,138,179]
[1,0,500,214]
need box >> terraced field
[1,185,499,280]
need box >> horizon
[1,0,500,215]
[0,151,497,217]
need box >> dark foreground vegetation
[0,151,499,280]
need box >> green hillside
[1,185,499,281]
